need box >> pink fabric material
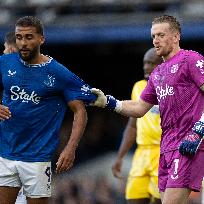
[141,49,204,153]
[158,149,204,192]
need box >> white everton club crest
[44,75,55,87]
[170,64,179,73]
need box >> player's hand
[179,121,204,156]
[90,88,107,108]
[56,146,76,173]
[112,158,123,179]
[0,104,11,120]
[90,88,122,112]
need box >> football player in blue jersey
[0,16,96,204]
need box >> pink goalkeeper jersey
[141,49,204,153]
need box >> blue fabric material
[0,53,96,162]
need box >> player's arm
[56,100,87,173]
[112,117,136,178]
[179,82,204,156]
[91,88,153,118]
[120,99,153,117]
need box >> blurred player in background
[3,31,18,54]
[91,15,204,204]
[112,48,162,204]
[0,16,96,204]
[3,31,27,204]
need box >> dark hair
[152,15,181,34]
[4,31,16,45]
[15,16,44,35]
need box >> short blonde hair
[152,15,181,34]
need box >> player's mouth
[155,46,161,51]
[20,50,30,54]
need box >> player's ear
[39,35,45,45]
[174,32,180,43]
[10,47,15,53]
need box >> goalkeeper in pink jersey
[91,15,204,204]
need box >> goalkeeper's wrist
[106,95,122,113]
[192,119,204,138]
[115,100,123,113]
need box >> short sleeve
[140,77,158,105]
[187,51,204,88]
[58,66,97,104]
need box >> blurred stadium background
[0,0,204,203]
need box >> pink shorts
[159,149,204,192]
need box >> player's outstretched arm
[179,113,204,156]
[91,88,153,118]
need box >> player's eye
[15,35,22,40]
[26,35,33,40]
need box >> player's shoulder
[0,52,18,61]
[184,49,204,59]
[134,79,147,86]
[149,63,161,76]
[131,79,147,100]
[51,58,68,69]
[49,57,71,73]
[49,58,79,81]
[0,53,19,67]
[133,79,147,90]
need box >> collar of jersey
[19,55,53,68]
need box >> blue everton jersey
[0,53,96,162]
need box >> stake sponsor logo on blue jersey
[10,85,41,104]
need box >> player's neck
[163,46,181,61]
[25,53,50,65]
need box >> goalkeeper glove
[179,120,204,156]
[90,88,122,113]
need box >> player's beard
[157,45,173,59]
[19,46,39,63]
